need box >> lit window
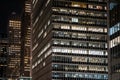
[72,57,87,62]
[109,23,120,35]
[72,18,78,22]
[89,50,104,55]
[96,5,103,9]
[60,9,68,13]
[71,2,87,8]
[38,29,43,38]
[78,65,87,70]
[110,36,120,48]
[71,25,86,31]
[88,27,104,32]
[61,25,70,29]
[88,5,93,9]
[43,32,47,38]
[72,2,81,7]
[45,0,50,7]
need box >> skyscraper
[32,0,108,80]
[0,34,8,80]
[20,0,31,78]
[8,13,21,79]
[109,1,120,80]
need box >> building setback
[109,1,120,80]
[32,0,108,80]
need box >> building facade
[109,1,120,80]
[20,0,31,77]
[32,0,108,80]
[0,34,9,80]
[8,13,22,79]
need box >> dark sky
[0,0,24,34]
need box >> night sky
[0,0,24,34]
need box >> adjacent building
[0,34,9,80]
[8,13,22,79]
[32,0,108,80]
[7,0,31,79]
[109,1,120,80]
[20,0,31,78]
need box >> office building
[8,13,21,79]
[20,0,31,78]
[0,34,9,80]
[32,0,108,80]
[109,1,120,80]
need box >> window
[52,47,87,54]
[52,8,59,12]
[72,33,77,38]
[72,57,87,62]
[87,34,106,40]
[52,7,106,17]
[52,72,108,79]
[88,5,93,9]
[61,16,70,22]
[78,34,86,39]
[72,18,78,22]
[78,65,87,70]
[60,9,68,13]
[53,40,60,45]
[72,2,80,7]
[71,2,87,8]
[89,50,104,55]
[88,27,104,32]
[110,23,120,35]
[71,25,86,31]
[89,43,100,47]
[61,25,70,29]
[110,36,120,48]
[72,41,87,47]
[89,66,106,71]
[89,57,107,63]
[37,43,50,57]
[45,0,50,7]
[88,4,103,10]
[96,5,103,9]
[38,29,43,38]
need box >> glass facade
[109,1,120,80]
[32,0,108,80]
